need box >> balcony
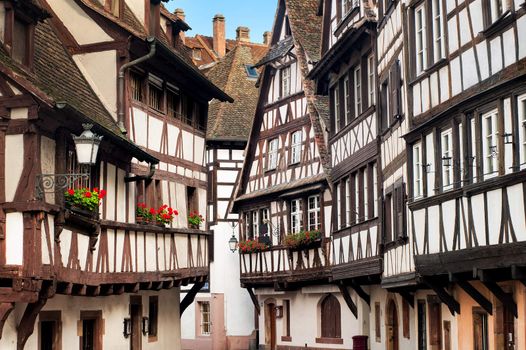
[239,239,331,288]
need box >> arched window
[320,294,341,338]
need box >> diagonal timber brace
[423,279,460,315]
[180,281,206,316]
[338,285,358,318]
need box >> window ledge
[383,236,408,251]
[481,11,515,39]
[281,336,292,342]
[316,337,344,344]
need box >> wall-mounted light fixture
[123,318,132,338]
[142,316,149,336]
[441,156,452,167]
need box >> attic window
[244,65,258,79]
[193,49,202,60]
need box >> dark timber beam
[17,284,51,350]
[397,291,414,308]
[246,288,260,315]
[457,280,493,315]
[511,265,526,287]
[349,281,370,306]
[423,279,460,315]
[338,285,358,318]
[180,281,206,317]
[0,303,14,340]
[483,281,517,318]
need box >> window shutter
[427,296,442,346]
[390,60,401,121]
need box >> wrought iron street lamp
[73,123,103,165]
[228,234,238,253]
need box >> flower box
[64,187,106,218]
[283,230,323,251]
[238,239,270,254]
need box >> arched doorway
[386,299,399,350]
[264,300,277,350]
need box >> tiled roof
[313,95,330,127]
[205,43,268,141]
[285,0,322,62]
[254,35,293,67]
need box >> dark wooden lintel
[483,281,518,318]
[180,281,206,317]
[338,285,358,318]
[246,287,260,315]
[422,279,460,315]
[457,280,492,315]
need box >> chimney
[174,8,186,44]
[213,14,226,58]
[263,31,272,46]
[236,26,250,42]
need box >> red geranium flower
[93,187,99,193]
[99,189,107,199]
[149,208,156,215]
[173,209,179,216]
[67,189,75,196]
[84,191,92,198]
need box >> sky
[164,0,277,44]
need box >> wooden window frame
[39,310,62,350]
[282,300,291,340]
[354,65,362,117]
[481,108,499,179]
[517,93,526,169]
[375,302,381,342]
[427,295,442,348]
[414,2,428,76]
[280,66,291,98]
[290,130,302,165]
[417,300,427,350]
[79,310,103,350]
[290,198,303,233]
[440,128,454,191]
[402,298,410,339]
[198,301,211,336]
[267,138,279,171]
[332,84,341,134]
[472,307,489,350]
[367,54,376,107]
[413,142,424,199]
[318,294,342,341]
[307,194,321,231]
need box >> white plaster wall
[5,134,24,202]
[47,0,112,45]
[5,212,23,265]
[74,51,118,119]
[0,289,181,350]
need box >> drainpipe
[117,37,157,134]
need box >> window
[291,198,303,233]
[403,299,410,339]
[417,300,427,350]
[284,300,291,338]
[259,208,270,236]
[281,66,291,97]
[415,4,427,75]
[473,308,489,350]
[373,164,378,217]
[244,212,251,239]
[428,296,442,348]
[320,294,341,339]
[393,183,406,239]
[385,193,393,242]
[192,49,202,60]
[375,302,381,342]
[354,174,360,222]
[130,71,144,102]
[518,94,526,168]
[441,129,453,190]
[333,84,341,134]
[290,130,302,164]
[342,0,353,15]
[252,211,259,238]
[148,296,158,340]
[308,195,321,231]
[470,118,478,183]
[267,138,279,170]
[12,17,29,65]
[432,0,444,62]
[245,64,259,79]
[345,178,352,226]
[482,110,498,178]
[167,88,181,119]
[344,76,350,124]
[413,143,423,198]
[335,183,341,230]
[489,0,506,23]
[354,66,362,117]
[80,311,103,350]
[39,311,61,350]
[148,82,163,112]
[363,168,369,221]
[199,302,211,336]
[368,55,375,107]
[186,186,198,221]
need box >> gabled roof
[205,43,268,142]
[233,0,331,207]
[254,35,293,68]
[0,15,157,163]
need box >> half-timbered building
[180,22,268,350]
[309,0,382,345]
[0,0,230,349]
[403,0,526,349]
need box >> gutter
[117,37,157,134]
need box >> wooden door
[387,300,399,350]
[265,303,277,350]
[503,299,515,350]
[130,296,142,350]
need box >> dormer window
[192,49,202,61]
